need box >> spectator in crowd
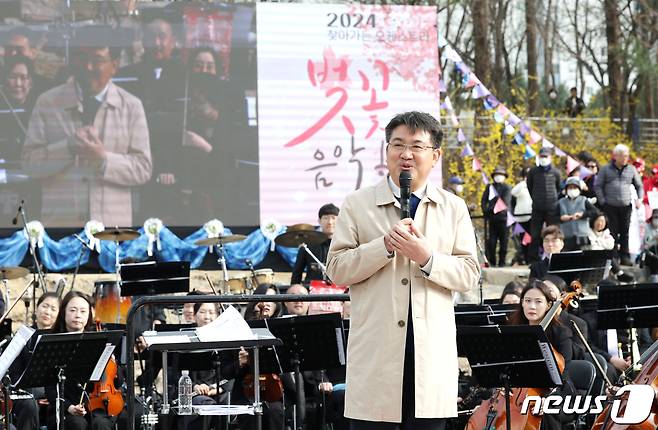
[21,25,152,227]
[594,144,644,266]
[564,86,585,117]
[527,147,562,262]
[446,175,465,196]
[529,225,564,280]
[511,167,532,264]
[284,284,310,316]
[643,209,658,281]
[115,17,185,112]
[481,166,511,266]
[582,158,599,203]
[587,211,632,282]
[643,164,658,209]
[559,177,598,251]
[0,55,37,162]
[4,26,55,95]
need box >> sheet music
[193,404,254,416]
[335,328,346,365]
[538,341,562,385]
[196,305,256,342]
[89,344,115,382]
[0,325,34,380]
[143,334,191,346]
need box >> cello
[466,281,582,430]
[591,339,658,429]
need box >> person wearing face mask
[526,147,562,263]
[481,166,511,266]
[558,177,598,251]
[446,176,464,196]
[510,167,533,265]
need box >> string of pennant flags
[436,34,594,243]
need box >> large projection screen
[257,3,442,226]
[0,2,440,229]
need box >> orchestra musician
[237,284,299,430]
[327,112,480,429]
[8,292,61,430]
[291,203,339,285]
[174,302,248,430]
[507,280,576,430]
[45,291,119,430]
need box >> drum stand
[114,238,122,323]
[0,277,8,315]
[299,243,332,284]
[215,240,229,293]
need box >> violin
[86,320,125,416]
[591,337,658,429]
[243,373,284,403]
[466,280,582,430]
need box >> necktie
[82,95,101,126]
[410,194,421,219]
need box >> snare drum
[227,275,250,294]
[251,269,274,289]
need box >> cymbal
[287,223,316,232]
[93,228,140,242]
[0,266,29,280]
[275,229,327,248]
[195,234,247,246]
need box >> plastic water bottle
[178,370,193,415]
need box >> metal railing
[125,293,350,430]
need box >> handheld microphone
[12,200,24,225]
[399,171,412,219]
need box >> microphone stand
[299,243,332,284]
[15,202,47,325]
[245,259,258,290]
[0,279,34,325]
[472,228,488,306]
[70,234,93,293]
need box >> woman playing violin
[45,291,117,430]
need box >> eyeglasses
[387,143,436,153]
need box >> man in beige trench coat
[327,112,480,430]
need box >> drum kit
[0,222,331,324]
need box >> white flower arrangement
[84,220,105,253]
[203,219,224,253]
[260,219,282,251]
[23,220,45,249]
[143,218,163,256]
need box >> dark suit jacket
[291,239,331,285]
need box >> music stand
[597,283,658,369]
[454,304,516,326]
[120,261,190,296]
[547,250,611,286]
[457,325,563,430]
[15,331,122,430]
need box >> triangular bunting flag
[507,211,516,227]
[438,79,447,92]
[554,146,567,157]
[472,84,491,99]
[472,157,482,171]
[461,143,474,157]
[457,129,466,142]
[579,166,594,179]
[513,222,526,235]
[524,145,537,160]
[528,130,543,145]
[493,197,507,214]
[514,133,525,145]
[508,113,521,126]
[566,156,580,174]
[488,184,498,201]
[542,139,554,148]
[481,171,490,184]
[522,232,532,245]
[493,111,505,123]
[486,94,500,108]
[444,46,462,63]
[504,123,516,135]
[519,122,531,135]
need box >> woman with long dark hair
[46,291,115,430]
